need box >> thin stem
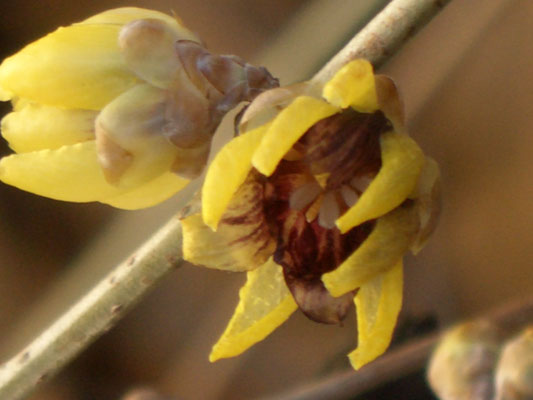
[0,0,453,398]
[0,217,184,400]
[313,0,452,85]
[270,296,533,400]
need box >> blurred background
[0,0,532,399]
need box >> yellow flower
[180,59,441,369]
[0,7,277,209]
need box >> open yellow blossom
[181,59,440,369]
[0,7,277,209]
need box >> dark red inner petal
[263,108,390,324]
[284,278,355,325]
[276,209,374,324]
[265,161,375,324]
[301,109,390,189]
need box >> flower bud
[427,320,503,400]
[0,7,277,209]
[495,326,533,400]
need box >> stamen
[318,191,340,229]
[350,174,374,193]
[289,182,322,210]
[314,173,329,189]
[341,185,359,207]
[305,193,323,222]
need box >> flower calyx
[95,16,279,185]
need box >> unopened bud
[0,7,278,208]
[427,320,503,400]
[495,326,533,400]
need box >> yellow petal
[239,83,308,132]
[183,174,275,271]
[349,260,403,369]
[1,102,97,153]
[0,24,137,110]
[251,96,339,176]
[80,7,198,42]
[102,172,188,210]
[202,123,269,230]
[323,204,418,297]
[336,131,425,233]
[0,85,11,101]
[322,59,378,113]
[210,258,298,361]
[0,141,127,202]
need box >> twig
[312,0,452,85]
[0,0,453,398]
[0,217,184,400]
[266,296,533,400]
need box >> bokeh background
[0,0,531,399]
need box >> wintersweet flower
[0,7,277,209]
[180,59,440,369]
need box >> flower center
[287,108,390,229]
[264,108,391,324]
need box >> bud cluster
[428,321,533,400]
[0,7,277,208]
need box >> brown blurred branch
[266,296,533,400]
[313,0,452,85]
[0,217,184,400]
[0,0,454,399]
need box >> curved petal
[0,85,11,101]
[323,204,418,297]
[209,258,298,362]
[239,83,308,132]
[183,173,275,271]
[322,59,378,113]
[101,172,188,209]
[0,141,127,202]
[251,96,339,176]
[349,260,403,370]
[336,131,425,233]
[202,123,270,230]
[0,24,137,109]
[1,102,96,153]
